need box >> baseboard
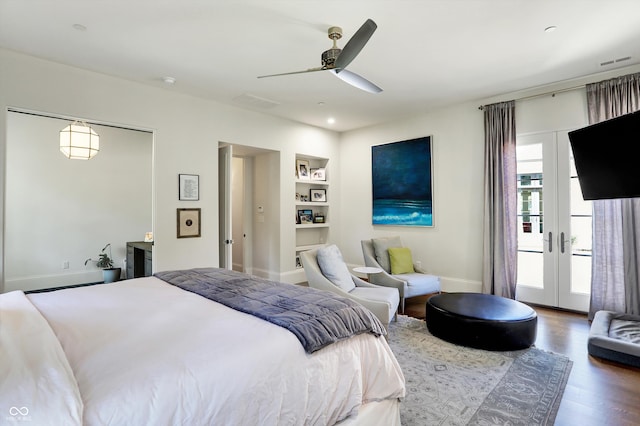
[278,268,307,284]
[344,263,482,293]
[250,267,302,284]
[4,270,104,293]
[440,276,482,293]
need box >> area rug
[387,315,573,426]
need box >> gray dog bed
[588,310,640,368]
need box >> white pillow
[316,245,356,292]
[372,236,403,273]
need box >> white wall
[3,47,639,293]
[337,64,640,293]
[0,48,339,291]
[338,103,485,292]
[5,112,152,291]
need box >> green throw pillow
[388,247,415,275]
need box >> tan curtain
[482,100,517,298]
[587,72,640,319]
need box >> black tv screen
[568,110,640,200]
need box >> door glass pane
[569,154,592,294]
[517,143,543,289]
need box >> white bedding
[0,291,83,425]
[2,277,405,425]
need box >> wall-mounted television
[568,110,640,200]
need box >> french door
[515,131,591,312]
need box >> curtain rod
[478,84,586,110]
[7,108,152,134]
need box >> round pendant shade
[60,122,100,160]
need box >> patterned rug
[387,315,573,426]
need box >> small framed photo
[296,160,310,180]
[310,167,326,181]
[298,209,313,224]
[313,215,325,224]
[310,188,327,202]
[177,208,201,238]
[179,174,199,201]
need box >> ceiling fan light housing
[322,48,341,69]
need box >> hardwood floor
[404,296,640,426]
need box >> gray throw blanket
[154,268,386,353]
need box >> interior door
[218,144,233,269]
[231,156,244,272]
[516,131,591,312]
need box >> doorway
[218,143,278,276]
[515,130,592,312]
[4,109,153,292]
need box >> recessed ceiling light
[544,26,557,33]
[72,24,87,31]
[163,76,176,85]
[327,117,335,124]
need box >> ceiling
[1,1,640,132]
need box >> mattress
[1,276,405,425]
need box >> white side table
[353,266,383,281]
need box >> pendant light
[59,121,100,160]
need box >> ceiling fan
[258,19,382,94]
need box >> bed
[1,268,405,425]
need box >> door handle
[548,232,553,252]
[560,232,565,254]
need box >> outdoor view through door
[516,131,591,312]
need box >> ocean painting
[372,136,433,227]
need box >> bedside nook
[126,241,153,279]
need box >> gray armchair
[300,247,400,328]
[361,238,441,313]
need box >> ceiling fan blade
[258,67,323,78]
[331,69,382,93]
[334,18,377,71]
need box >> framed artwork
[371,136,434,227]
[179,174,199,201]
[313,215,325,223]
[310,188,327,202]
[296,160,310,180]
[310,167,326,181]
[297,209,313,224]
[177,208,201,238]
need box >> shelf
[294,154,330,281]
[296,223,330,229]
[295,179,330,186]
[296,244,326,252]
[295,201,329,207]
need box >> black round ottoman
[426,293,537,351]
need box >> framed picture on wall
[177,208,201,238]
[179,174,199,201]
[371,136,434,227]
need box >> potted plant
[85,243,122,283]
